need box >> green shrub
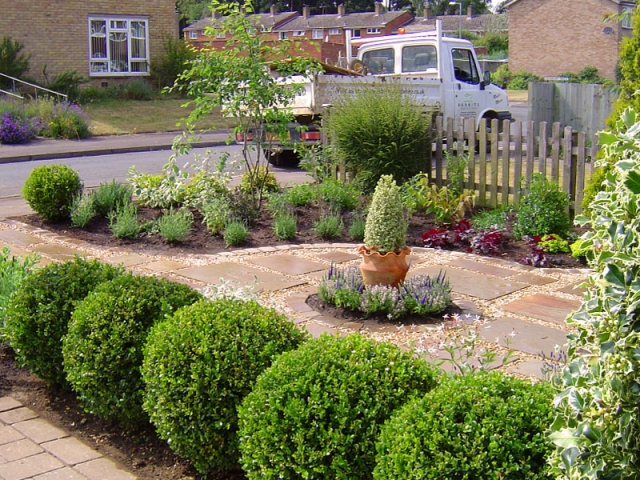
[181,171,230,209]
[513,174,571,239]
[239,166,280,196]
[581,162,611,214]
[314,213,344,240]
[155,208,193,243]
[285,182,316,207]
[223,221,248,247]
[109,202,140,239]
[265,191,292,217]
[348,214,366,241]
[142,299,308,474]
[558,66,607,85]
[445,151,468,198]
[325,83,432,194]
[238,334,441,480]
[43,102,91,140]
[273,213,297,241]
[69,193,95,228]
[63,274,201,426]
[120,80,153,100]
[5,258,122,386]
[22,164,83,222]
[127,171,166,208]
[474,32,509,57]
[537,234,570,253]
[43,70,86,103]
[0,247,39,343]
[490,64,512,89]
[92,180,133,217]
[319,179,360,211]
[201,196,233,235]
[471,207,508,230]
[373,372,555,480]
[0,37,30,88]
[507,69,543,90]
[150,34,197,89]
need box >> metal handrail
[0,88,24,100]
[0,73,67,101]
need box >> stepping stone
[511,272,557,286]
[509,359,547,380]
[557,280,589,296]
[421,345,517,374]
[479,317,568,356]
[247,254,326,275]
[411,265,528,300]
[0,230,43,247]
[447,258,516,278]
[316,251,359,264]
[174,262,306,292]
[503,293,581,325]
[304,323,339,338]
[0,245,31,260]
[139,260,186,273]
[105,253,150,267]
[31,244,86,262]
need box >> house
[0,0,178,87]
[405,7,508,37]
[183,3,414,65]
[507,0,635,81]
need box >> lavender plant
[0,112,36,144]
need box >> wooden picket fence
[333,116,599,215]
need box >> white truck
[255,21,511,166]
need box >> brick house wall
[508,0,630,80]
[1,0,178,85]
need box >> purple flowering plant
[0,112,36,144]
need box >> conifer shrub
[141,299,308,474]
[62,274,201,426]
[237,334,441,479]
[373,372,555,480]
[22,164,83,221]
[4,258,122,387]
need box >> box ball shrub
[237,334,441,480]
[513,174,571,239]
[4,258,122,387]
[62,274,202,426]
[22,164,83,221]
[373,372,555,480]
[141,299,308,474]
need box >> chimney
[374,1,382,15]
[270,3,278,15]
[338,4,345,16]
[303,5,310,19]
[467,5,473,17]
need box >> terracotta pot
[357,246,411,288]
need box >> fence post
[512,120,523,207]
[490,118,499,208]
[575,131,586,215]
[501,119,511,207]
[538,121,548,175]
[551,123,561,182]
[466,117,476,192]
[434,116,444,187]
[562,126,574,213]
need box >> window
[362,47,394,74]
[622,5,634,29]
[188,30,198,39]
[260,25,271,33]
[451,49,480,84]
[312,29,323,39]
[89,16,149,76]
[293,30,305,36]
[216,31,226,38]
[366,27,381,34]
[402,45,437,73]
[279,31,289,40]
[329,28,341,35]
[352,29,361,38]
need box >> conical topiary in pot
[357,175,411,287]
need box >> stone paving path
[0,219,592,479]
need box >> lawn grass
[83,96,237,136]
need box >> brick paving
[0,216,592,478]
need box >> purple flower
[0,112,36,144]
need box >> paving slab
[104,253,150,267]
[32,467,89,479]
[247,254,326,275]
[304,323,339,338]
[316,251,359,264]
[73,458,136,480]
[12,419,68,444]
[509,359,546,380]
[0,452,64,480]
[511,272,557,286]
[174,262,306,292]
[0,230,44,248]
[0,438,43,462]
[0,245,31,260]
[411,265,528,300]
[31,244,86,262]
[138,260,186,273]
[446,258,516,278]
[479,317,568,356]
[0,407,38,425]
[0,426,25,446]
[557,280,589,296]
[503,293,581,325]
[0,398,22,413]
[41,438,101,466]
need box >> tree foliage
[610,5,640,127]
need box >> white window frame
[88,16,149,76]
[352,29,361,38]
[312,29,323,39]
[622,5,634,29]
[188,30,198,39]
[329,28,341,35]
[366,27,381,34]
[293,30,306,36]
[279,31,289,40]
[260,25,271,33]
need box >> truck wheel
[264,149,299,168]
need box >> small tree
[0,37,30,87]
[610,5,640,126]
[172,0,319,209]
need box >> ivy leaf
[623,170,640,194]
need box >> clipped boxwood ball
[237,334,441,480]
[373,372,555,480]
[62,273,202,426]
[22,164,83,221]
[142,299,308,474]
[5,258,123,387]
